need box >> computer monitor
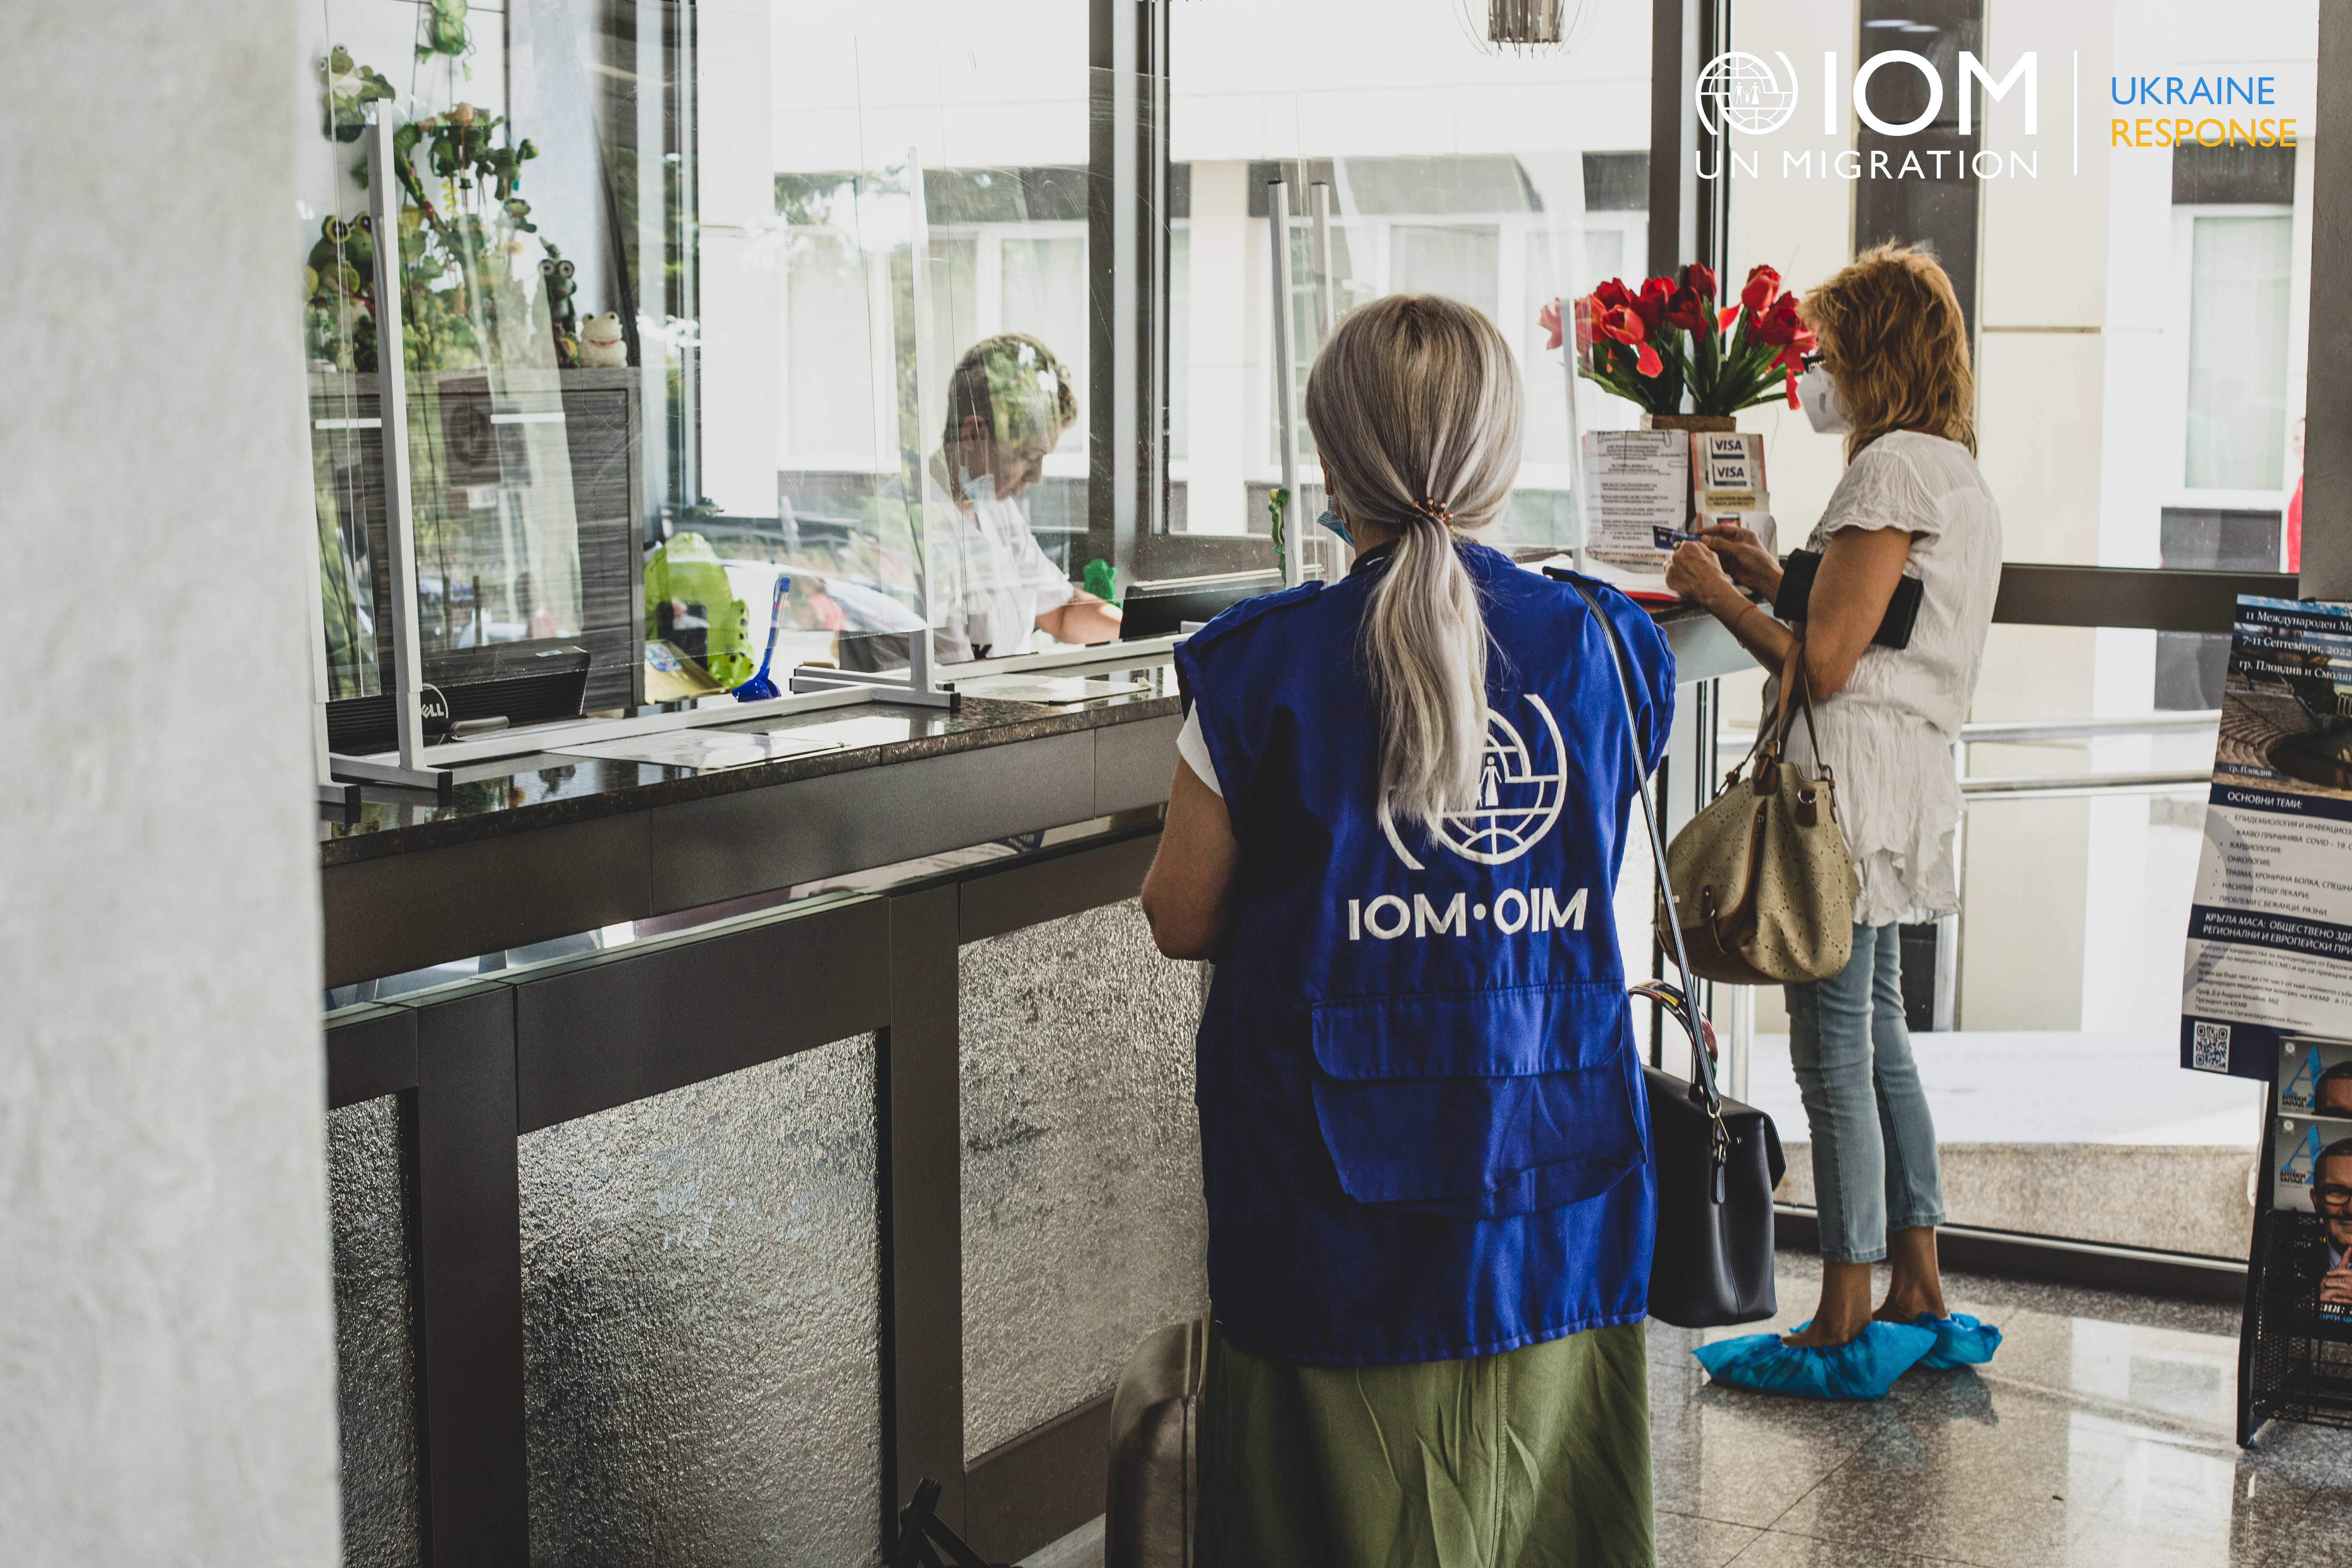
[1120,570,1286,639]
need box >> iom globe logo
[1696,50,1801,136]
[1382,695,1569,869]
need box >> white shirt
[1770,431,2003,927]
[1179,706,1222,795]
[923,468,1078,663]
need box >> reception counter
[318,603,1744,1567]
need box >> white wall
[0,3,342,1562]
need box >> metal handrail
[1960,769,2211,799]
[1713,710,2223,803]
[1720,710,2221,747]
[1960,711,2220,745]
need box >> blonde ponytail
[1304,295,1525,833]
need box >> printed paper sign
[1580,431,1688,571]
[1694,432,1767,513]
[2280,1037,2352,1116]
[2181,598,2352,1083]
[2272,1115,2352,1212]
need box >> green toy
[1082,558,1119,606]
[538,246,580,366]
[417,0,472,62]
[321,45,394,143]
[643,533,754,688]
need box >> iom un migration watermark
[1692,48,2072,184]
[1694,49,2303,184]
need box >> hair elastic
[1411,496,1455,527]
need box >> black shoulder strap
[1565,580,1726,1131]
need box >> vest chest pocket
[1308,982,1647,1220]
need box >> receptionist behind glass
[924,333,1121,662]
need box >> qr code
[2192,1021,2231,1072]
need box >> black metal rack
[2238,1093,2352,1442]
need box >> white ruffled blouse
[1767,431,2003,928]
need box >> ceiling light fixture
[1454,0,1609,58]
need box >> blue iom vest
[1174,542,1675,1366]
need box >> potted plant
[1540,263,1816,432]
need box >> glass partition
[305,2,1158,745]
[301,1,692,735]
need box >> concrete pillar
[0,3,342,1561]
[2302,0,2352,597]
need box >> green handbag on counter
[1657,641,1860,986]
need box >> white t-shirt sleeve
[1816,433,1964,545]
[1177,706,1223,796]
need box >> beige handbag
[1655,643,1860,985]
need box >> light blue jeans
[1785,922,1947,1264]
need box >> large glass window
[2185,212,2294,493]
[1721,0,2316,1252]
[1168,0,1654,553]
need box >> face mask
[1317,508,1354,547]
[1797,364,1853,435]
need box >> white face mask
[1797,364,1853,435]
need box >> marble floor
[1651,1251,2352,1568]
[1023,1248,2352,1568]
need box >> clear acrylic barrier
[301,3,693,723]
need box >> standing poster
[2182,597,2352,1084]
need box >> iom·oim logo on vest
[1381,694,1569,869]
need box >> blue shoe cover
[1693,1320,1937,1400]
[1913,1312,2001,1371]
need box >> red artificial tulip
[1594,304,1663,377]
[1632,276,1674,332]
[1592,278,1634,312]
[1572,296,1594,352]
[1665,285,1708,333]
[1685,264,1718,299]
[1539,297,1563,351]
[1749,291,1807,346]
[1718,305,1740,333]
[1740,264,1782,318]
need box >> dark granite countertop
[318,597,1733,872]
[318,667,1184,869]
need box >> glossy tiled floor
[1651,1251,2352,1568]
[1022,1248,2352,1568]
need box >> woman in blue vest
[1142,294,1675,1567]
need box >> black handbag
[1570,579,1787,1329]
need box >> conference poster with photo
[2181,598,2352,1086]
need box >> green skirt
[1198,1322,1654,1568]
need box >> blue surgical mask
[1317,508,1354,546]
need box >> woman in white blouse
[1665,245,2004,1385]
[925,334,1121,662]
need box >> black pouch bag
[1772,548,1924,650]
[1570,579,1786,1328]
